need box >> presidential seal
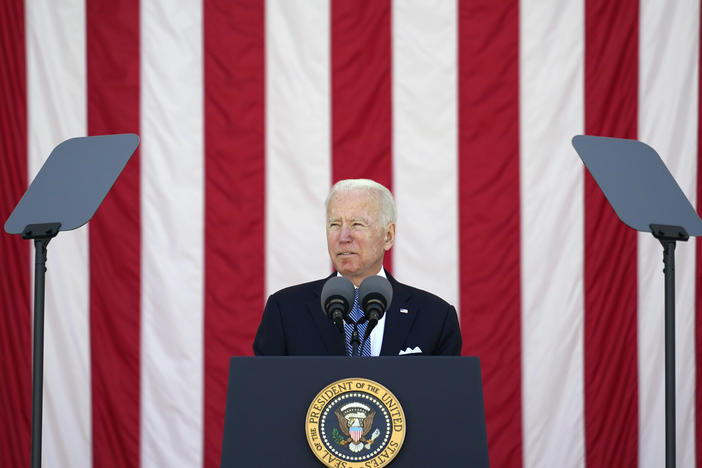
[305,378,406,468]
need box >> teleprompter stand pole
[22,222,61,468]
[651,223,688,468]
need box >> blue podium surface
[221,356,489,467]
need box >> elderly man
[253,179,461,356]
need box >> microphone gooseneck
[350,326,361,357]
[320,276,355,334]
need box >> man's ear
[384,223,396,251]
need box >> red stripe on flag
[0,2,31,467]
[87,1,141,467]
[697,2,702,465]
[458,1,522,466]
[203,1,265,467]
[331,0,393,267]
[331,0,392,187]
[584,1,639,465]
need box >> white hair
[325,178,397,227]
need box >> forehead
[327,190,381,218]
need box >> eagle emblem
[305,378,406,467]
[333,403,381,452]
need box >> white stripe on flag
[520,0,585,466]
[638,1,699,466]
[26,1,91,467]
[265,0,331,296]
[392,0,459,309]
[140,0,204,466]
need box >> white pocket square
[398,346,422,355]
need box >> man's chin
[336,267,358,277]
[334,263,360,278]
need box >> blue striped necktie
[344,288,371,356]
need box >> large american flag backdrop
[3,0,702,467]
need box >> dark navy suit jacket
[253,271,462,356]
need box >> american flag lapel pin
[400,308,408,314]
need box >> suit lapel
[380,272,417,356]
[307,273,346,355]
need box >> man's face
[326,190,395,286]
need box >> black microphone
[358,275,393,340]
[321,276,355,334]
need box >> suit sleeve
[435,304,462,355]
[252,294,287,355]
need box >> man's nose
[339,225,352,241]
